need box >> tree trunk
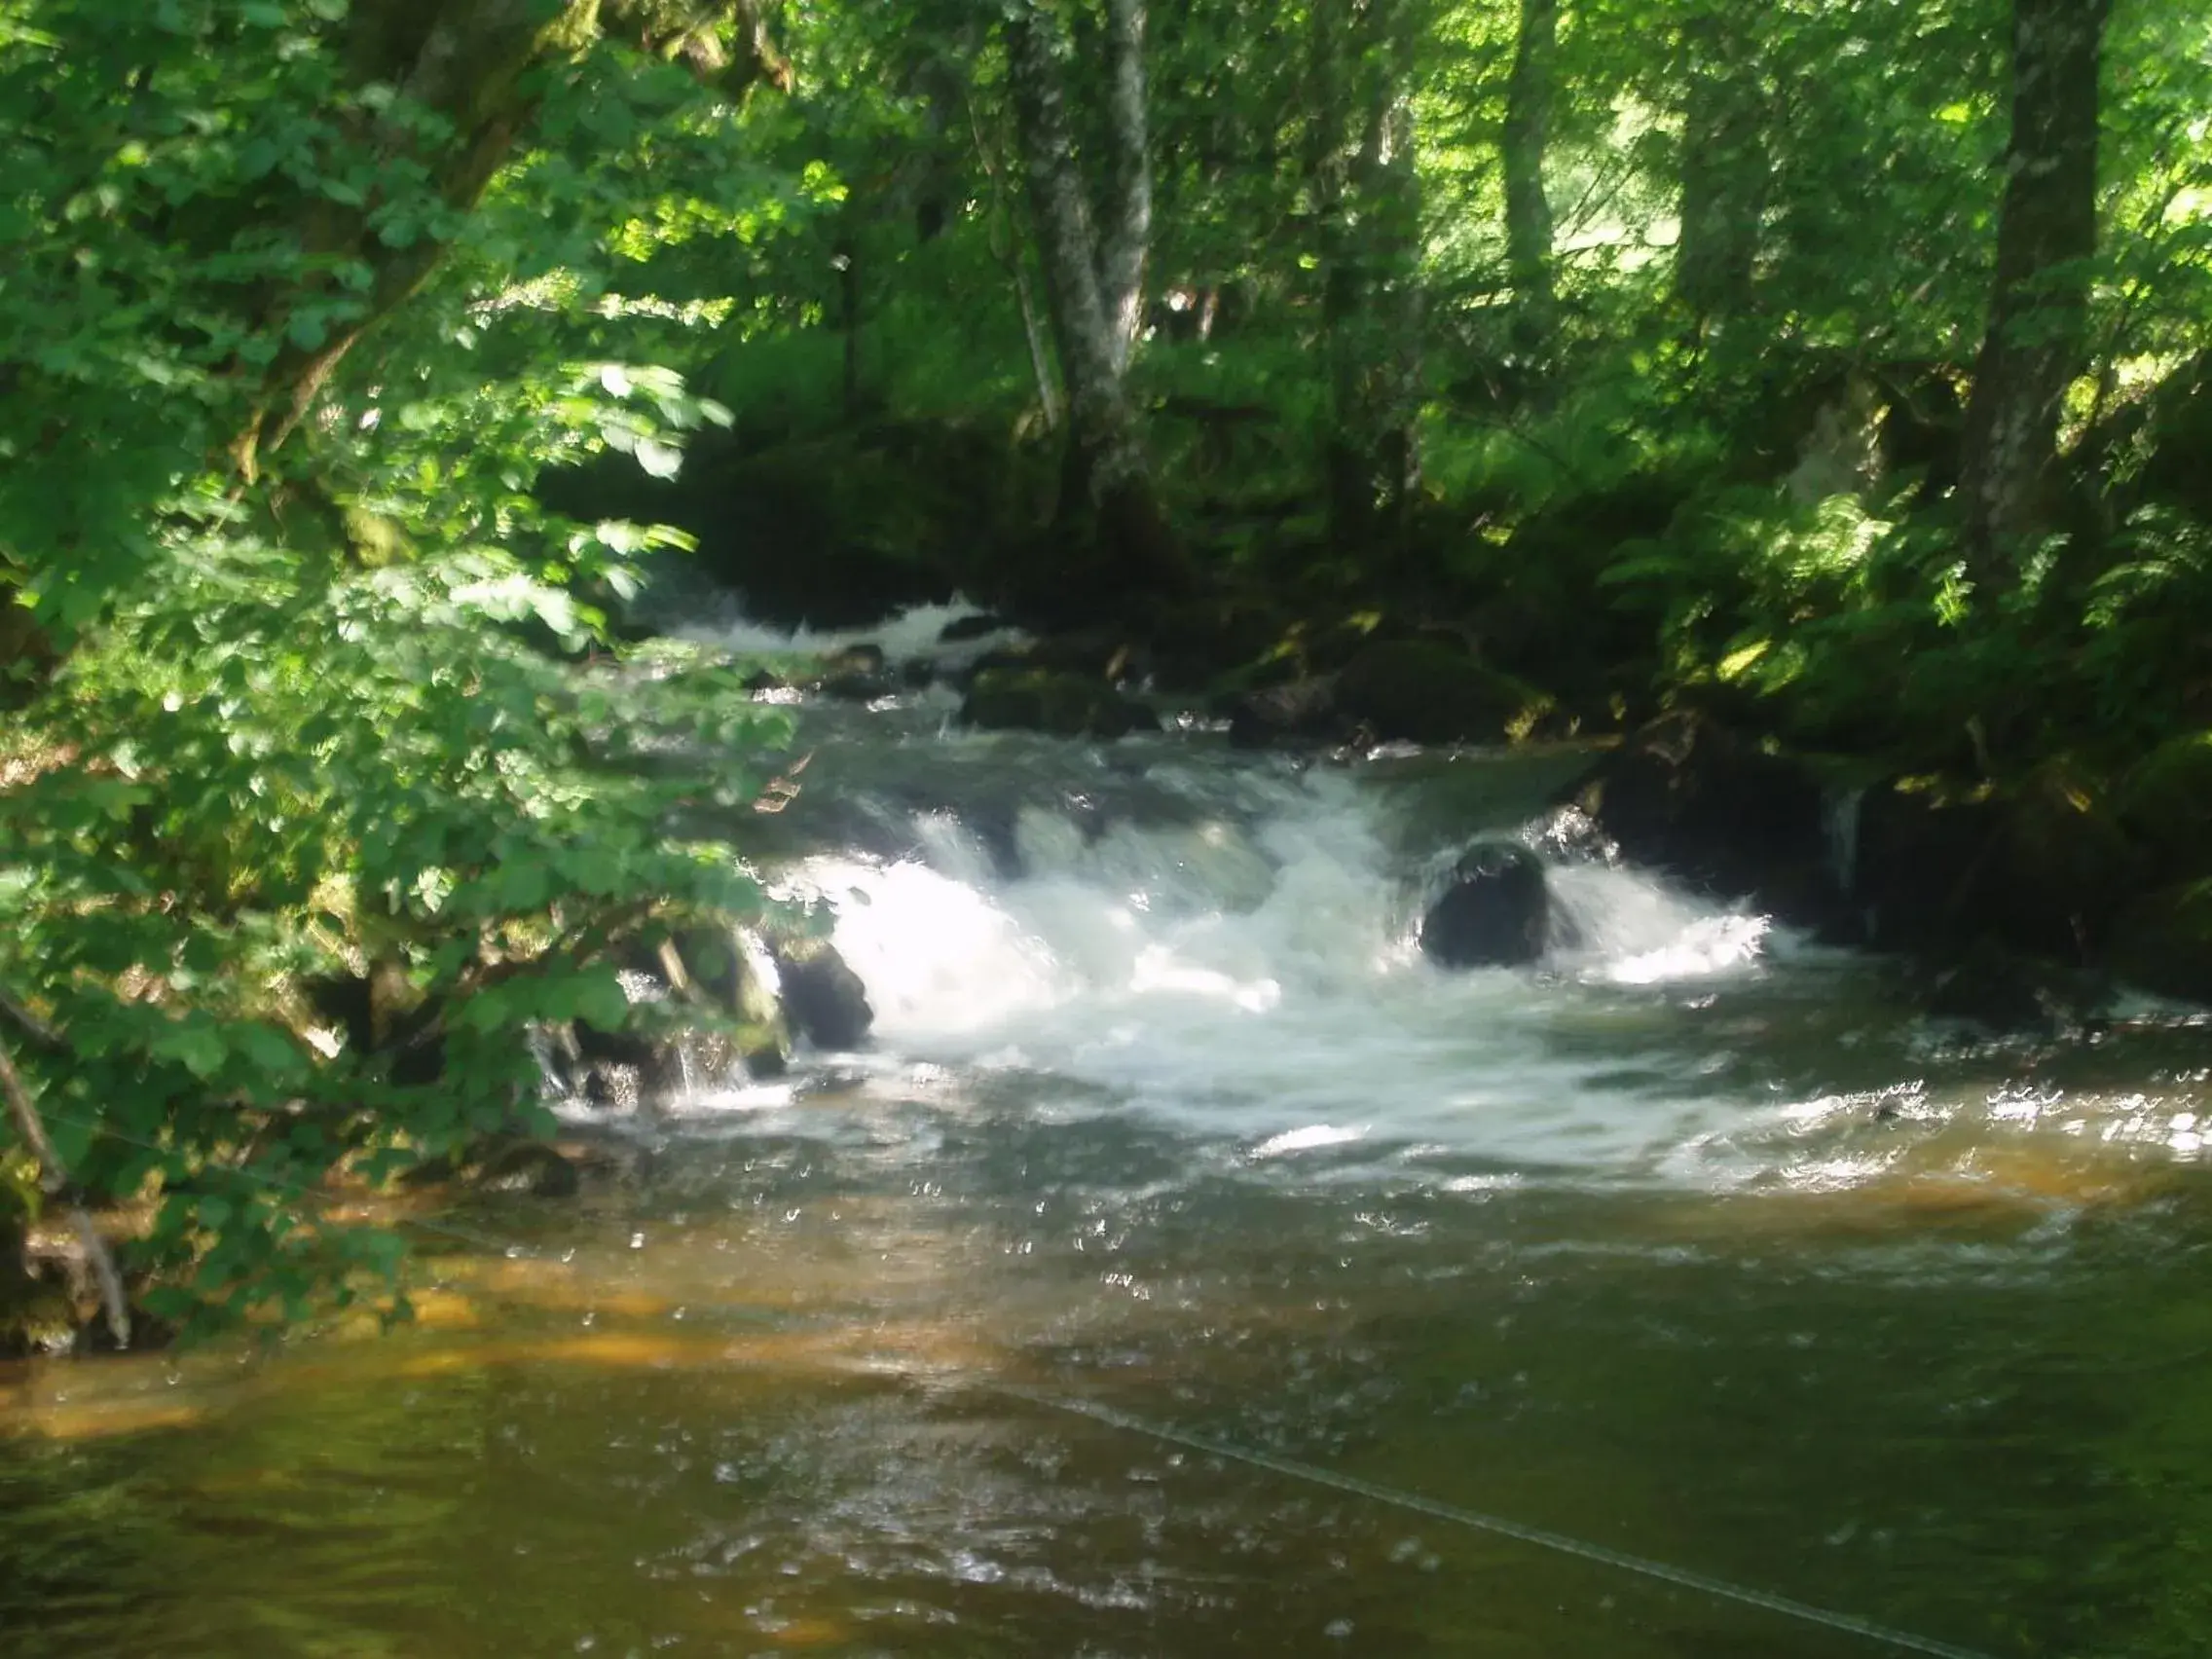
[1006,0,1184,590]
[1501,0,1558,362]
[1314,0,1424,551]
[1676,5,1768,323]
[1097,0,1153,375]
[1957,0,2109,586]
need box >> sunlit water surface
[8,626,2212,1658]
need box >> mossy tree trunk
[1957,0,2109,589]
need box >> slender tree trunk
[1676,5,1767,323]
[1097,0,1153,374]
[1501,0,1558,362]
[963,89,1065,430]
[1315,0,1424,551]
[1006,0,1184,590]
[1014,257,1063,431]
[1957,0,2109,586]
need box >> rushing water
[7,608,2212,1659]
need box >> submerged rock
[1420,841,1549,969]
[959,668,1160,740]
[939,611,1007,644]
[473,1141,583,1198]
[1921,944,2080,1034]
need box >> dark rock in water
[961,629,1146,690]
[1227,676,1342,750]
[940,611,1006,643]
[2108,882,2212,1004]
[474,1141,582,1198]
[1924,944,2094,1035]
[1857,763,2140,958]
[1420,840,1549,969]
[1143,599,1292,696]
[1851,781,1998,947]
[1335,642,1550,747]
[1565,712,1837,923]
[959,668,1160,739]
[819,670,899,702]
[769,936,874,1051]
[1981,766,2140,956]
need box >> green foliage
[2,0,2211,1346]
[0,0,804,1339]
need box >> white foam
[1250,1124,1369,1158]
[683,598,1024,672]
[778,766,1789,1170]
[1547,863,1771,983]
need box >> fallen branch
[0,1033,131,1349]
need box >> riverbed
[5,617,2209,1658]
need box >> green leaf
[572,968,630,1032]
[155,1022,229,1080]
[236,1024,307,1079]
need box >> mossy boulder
[959,668,1161,739]
[1225,675,1343,749]
[2117,731,2212,881]
[1333,642,1551,746]
[1565,712,1837,919]
[1984,764,2141,955]
[1854,763,2140,958]
[2108,882,2212,1004]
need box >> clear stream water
[6,608,2212,1659]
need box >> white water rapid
[612,604,2211,1197]
[767,757,1794,1176]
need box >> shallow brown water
[8,1087,2212,1659]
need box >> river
[4,607,2210,1658]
